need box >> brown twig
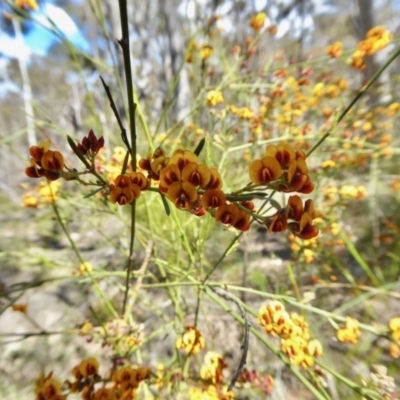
[210,286,250,391]
[100,75,131,153]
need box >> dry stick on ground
[210,286,250,391]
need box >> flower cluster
[266,195,319,239]
[258,301,323,369]
[140,147,252,231]
[175,328,235,397]
[25,136,318,240]
[349,26,393,70]
[249,142,314,193]
[67,357,101,393]
[336,317,361,344]
[35,358,151,400]
[25,130,106,186]
[109,172,149,205]
[25,140,65,181]
[21,181,62,208]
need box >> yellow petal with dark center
[206,168,223,189]
[114,174,132,188]
[160,164,181,188]
[286,195,303,220]
[182,163,211,187]
[167,182,198,209]
[169,150,198,170]
[41,150,64,171]
[249,156,283,184]
[201,189,226,209]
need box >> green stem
[118,0,138,316]
[50,188,117,318]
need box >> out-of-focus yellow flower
[230,105,254,120]
[325,84,340,98]
[15,0,38,10]
[207,90,224,106]
[176,326,205,355]
[79,321,93,336]
[78,262,93,275]
[323,186,337,200]
[326,41,343,58]
[281,335,315,368]
[362,26,393,55]
[337,317,361,344]
[189,385,234,400]
[312,83,325,97]
[335,78,348,91]
[307,339,323,357]
[21,193,39,208]
[249,12,267,32]
[200,351,227,384]
[38,181,61,203]
[303,249,314,263]
[322,160,336,169]
[387,102,400,117]
[339,185,368,199]
[330,222,340,236]
[200,44,213,60]
[389,317,400,341]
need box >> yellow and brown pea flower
[109,172,149,206]
[248,143,319,239]
[336,317,361,344]
[139,147,169,181]
[258,301,323,369]
[215,203,251,232]
[25,140,65,181]
[249,142,314,193]
[176,325,205,355]
[35,372,66,400]
[266,196,319,240]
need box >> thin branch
[100,76,131,153]
[307,43,400,157]
[117,0,138,316]
[210,286,250,391]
